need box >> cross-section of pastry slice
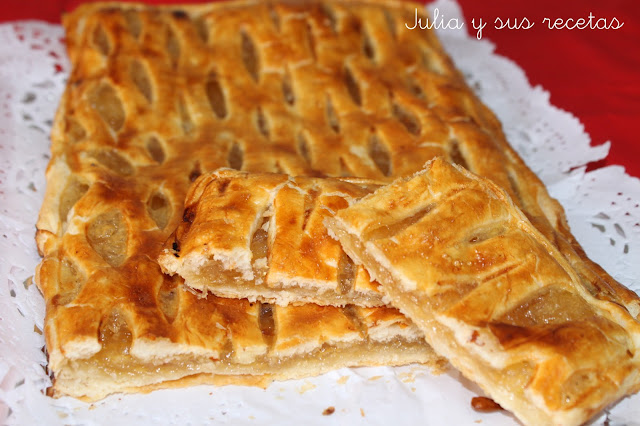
[325,157,640,426]
[39,237,438,401]
[158,168,387,307]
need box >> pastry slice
[325,157,640,426]
[159,169,387,307]
[39,246,438,401]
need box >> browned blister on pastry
[326,157,640,426]
[159,169,387,307]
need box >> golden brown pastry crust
[159,169,386,307]
[37,0,462,400]
[35,0,637,402]
[326,157,640,426]
[46,0,638,318]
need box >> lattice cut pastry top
[159,169,386,307]
[58,0,475,181]
[45,0,640,320]
[325,157,640,426]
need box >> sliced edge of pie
[325,157,640,426]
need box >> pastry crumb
[337,375,349,384]
[398,371,415,383]
[323,406,335,416]
[471,396,503,412]
[297,380,317,394]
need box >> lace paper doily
[1,1,639,424]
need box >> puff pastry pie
[35,0,638,404]
[158,169,387,307]
[326,157,640,426]
[36,0,467,400]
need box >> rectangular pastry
[35,0,638,404]
[325,157,640,426]
[158,169,387,307]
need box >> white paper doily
[1,1,639,424]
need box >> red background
[3,0,639,178]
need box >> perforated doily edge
[0,4,639,424]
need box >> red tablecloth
[4,0,639,178]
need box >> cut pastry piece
[326,157,640,426]
[42,260,440,401]
[159,169,387,307]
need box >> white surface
[1,1,639,424]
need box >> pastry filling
[57,335,434,400]
[180,256,385,307]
